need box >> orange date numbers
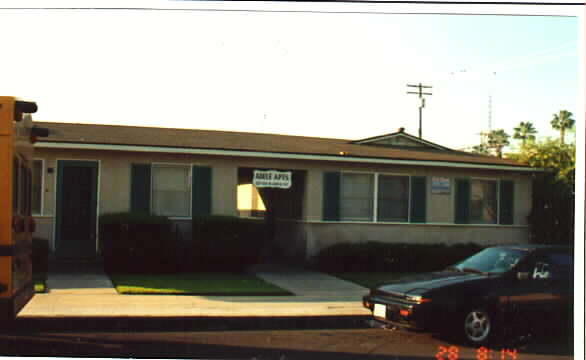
[435,346,518,360]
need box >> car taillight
[406,294,432,304]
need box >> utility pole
[407,83,432,138]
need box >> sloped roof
[352,130,452,151]
[34,122,532,170]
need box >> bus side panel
[0,256,14,319]
[0,105,35,319]
[0,133,14,319]
[11,233,34,316]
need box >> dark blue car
[362,245,573,345]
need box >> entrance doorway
[55,161,99,258]
[237,168,306,261]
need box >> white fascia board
[35,141,539,172]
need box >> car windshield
[453,248,529,274]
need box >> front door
[55,161,99,258]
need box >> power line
[406,83,432,139]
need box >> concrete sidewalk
[19,263,371,319]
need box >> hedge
[191,215,267,272]
[99,212,171,225]
[99,212,176,273]
[32,237,49,275]
[316,242,484,273]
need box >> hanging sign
[431,177,451,194]
[253,170,292,189]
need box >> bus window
[13,157,19,214]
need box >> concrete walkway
[249,263,367,299]
[19,264,371,318]
[46,272,118,295]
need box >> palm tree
[513,121,537,147]
[487,129,510,158]
[551,110,575,145]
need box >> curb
[9,315,372,332]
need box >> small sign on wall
[253,170,292,189]
[431,177,451,194]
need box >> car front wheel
[463,308,499,345]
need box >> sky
[0,1,583,152]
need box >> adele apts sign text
[253,170,292,189]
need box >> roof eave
[35,141,539,173]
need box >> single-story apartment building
[30,122,537,261]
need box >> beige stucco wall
[303,222,530,258]
[32,146,534,256]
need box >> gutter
[35,141,540,173]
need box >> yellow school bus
[0,96,46,319]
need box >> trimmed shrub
[99,212,171,225]
[32,237,49,275]
[316,242,483,273]
[191,215,267,272]
[99,212,176,273]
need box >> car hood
[375,271,493,295]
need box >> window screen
[340,173,374,221]
[32,160,43,215]
[151,165,191,217]
[377,175,409,222]
[470,179,498,224]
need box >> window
[131,164,211,217]
[470,179,498,224]
[329,173,422,222]
[340,173,374,221]
[455,178,514,225]
[377,175,410,222]
[540,252,573,280]
[13,157,19,213]
[32,160,43,215]
[151,165,191,217]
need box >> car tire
[461,307,501,346]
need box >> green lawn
[109,273,293,296]
[331,272,415,288]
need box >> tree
[487,129,510,158]
[550,110,575,145]
[513,121,537,147]
[509,139,575,186]
[508,139,575,244]
[471,143,490,155]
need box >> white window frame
[375,172,412,223]
[340,171,375,222]
[150,163,192,219]
[469,177,501,225]
[339,171,412,223]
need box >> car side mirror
[517,272,530,280]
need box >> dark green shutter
[455,179,470,224]
[410,176,426,223]
[130,164,151,213]
[499,180,514,225]
[192,166,212,217]
[323,172,341,221]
